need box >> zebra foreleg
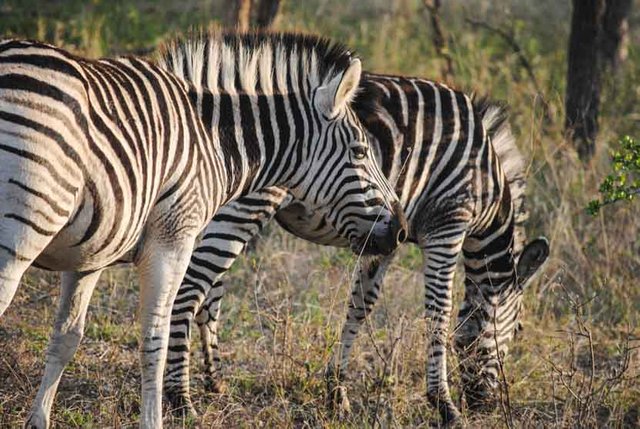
[165,193,287,414]
[326,254,393,413]
[25,270,103,429]
[136,233,198,429]
[421,226,468,424]
[164,240,246,414]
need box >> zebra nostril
[396,227,407,243]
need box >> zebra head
[278,45,407,256]
[455,237,549,411]
[158,31,407,256]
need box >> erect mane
[156,29,356,96]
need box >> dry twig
[423,0,455,81]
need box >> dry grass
[1,217,638,427]
[1,0,640,427]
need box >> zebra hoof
[165,392,197,419]
[440,407,462,427]
[333,385,351,415]
[427,392,462,426]
[24,411,48,429]
[204,376,228,394]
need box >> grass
[1,0,640,427]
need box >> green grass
[1,0,639,427]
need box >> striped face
[454,238,549,410]
[157,33,407,257]
[287,58,407,255]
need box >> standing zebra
[163,73,549,423]
[0,33,406,429]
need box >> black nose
[463,380,499,413]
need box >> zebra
[162,72,550,423]
[0,33,406,429]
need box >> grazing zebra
[0,33,406,429]
[163,73,550,423]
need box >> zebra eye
[352,145,368,160]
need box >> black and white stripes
[162,72,549,423]
[0,32,404,428]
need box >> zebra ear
[316,58,362,117]
[516,237,549,289]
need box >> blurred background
[0,1,639,427]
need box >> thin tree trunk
[255,0,282,29]
[235,0,252,31]
[565,0,633,161]
[565,0,605,161]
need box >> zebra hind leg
[0,257,28,318]
[163,279,203,419]
[0,218,63,317]
[325,254,393,414]
[196,280,226,394]
[25,270,102,429]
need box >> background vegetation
[0,0,639,427]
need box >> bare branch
[423,0,455,81]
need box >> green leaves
[588,136,640,215]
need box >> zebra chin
[351,202,407,256]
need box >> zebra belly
[32,189,146,271]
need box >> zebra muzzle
[374,201,408,254]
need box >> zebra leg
[25,270,103,429]
[164,189,291,415]
[325,254,393,412]
[136,234,198,429]
[0,223,62,318]
[0,257,30,318]
[195,280,226,393]
[164,237,256,414]
[422,227,467,424]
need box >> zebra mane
[156,30,356,96]
[474,97,529,256]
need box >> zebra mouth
[463,384,498,413]
[350,208,407,256]
[461,366,500,412]
[350,235,390,256]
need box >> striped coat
[0,33,404,429]
[163,72,549,423]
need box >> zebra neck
[199,89,301,208]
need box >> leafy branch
[588,135,640,215]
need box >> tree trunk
[565,0,605,161]
[255,0,282,29]
[565,0,633,161]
